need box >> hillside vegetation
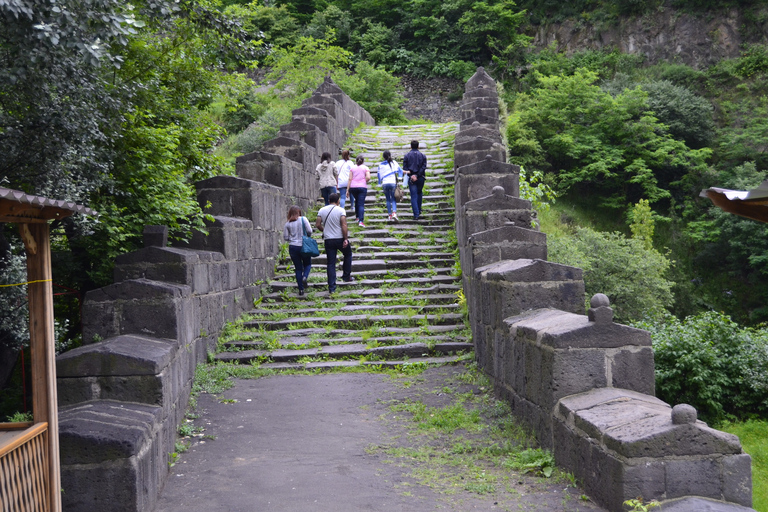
[3,0,768,423]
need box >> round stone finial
[472,121,480,127]
[492,186,505,197]
[485,154,493,161]
[671,404,697,425]
[590,293,610,308]
[478,66,485,72]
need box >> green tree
[507,69,711,208]
[548,226,674,323]
[641,80,715,149]
[457,0,530,77]
[628,199,655,250]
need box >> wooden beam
[19,223,37,255]
[24,223,61,512]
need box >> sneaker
[358,222,366,227]
[298,289,305,296]
[392,212,398,222]
[354,218,359,223]
[303,278,308,289]
[387,214,392,222]
[342,276,355,283]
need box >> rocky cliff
[531,6,768,69]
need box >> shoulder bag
[300,217,320,257]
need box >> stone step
[275,259,455,273]
[267,275,460,293]
[224,333,467,350]
[259,292,461,307]
[247,303,461,318]
[272,266,456,283]
[231,324,467,340]
[253,354,469,371]
[244,312,465,331]
[215,341,473,364]
[350,237,450,247]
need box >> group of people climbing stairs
[215,123,474,369]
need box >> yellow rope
[0,279,52,288]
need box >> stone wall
[455,68,754,511]
[55,78,373,512]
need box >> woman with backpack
[377,150,402,222]
[282,205,314,296]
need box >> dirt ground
[154,365,607,512]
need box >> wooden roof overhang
[701,181,768,224]
[0,187,96,224]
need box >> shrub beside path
[153,124,606,512]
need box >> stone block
[235,151,285,188]
[661,497,755,511]
[82,279,192,345]
[455,171,520,208]
[455,122,502,144]
[610,347,656,394]
[462,87,498,102]
[723,454,753,507]
[143,225,168,247]
[666,459,722,500]
[57,335,175,377]
[465,66,496,91]
[546,348,607,407]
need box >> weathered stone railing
[55,78,373,512]
[454,67,754,512]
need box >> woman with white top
[336,149,354,210]
[377,150,402,222]
[282,205,313,296]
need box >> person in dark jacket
[402,140,427,220]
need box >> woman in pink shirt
[348,155,371,227]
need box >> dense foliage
[637,312,768,424]
[4,0,768,423]
[548,225,673,323]
[0,0,257,363]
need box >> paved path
[154,124,606,512]
[155,368,605,512]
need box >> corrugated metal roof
[0,187,96,222]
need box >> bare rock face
[398,75,464,123]
[531,7,754,69]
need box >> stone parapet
[554,388,752,511]
[454,67,754,511]
[60,77,373,511]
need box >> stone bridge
[54,72,754,512]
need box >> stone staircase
[214,123,474,369]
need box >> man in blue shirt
[402,140,427,220]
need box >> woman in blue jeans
[377,150,402,221]
[348,155,370,227]
[282,205,313,296]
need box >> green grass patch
[720,419,768,512]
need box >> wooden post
[23,222,62,512]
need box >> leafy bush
[507,68,712,208]
[548,226,673,323]
[636,312,768,424]
[336,61,406,124]
[641,80,715,148]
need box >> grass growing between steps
[366,363,587,508]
